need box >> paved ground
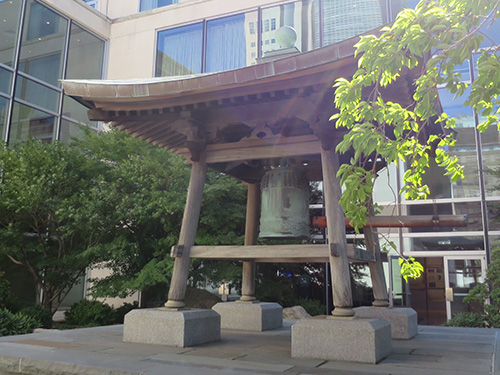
[0,320,499,375]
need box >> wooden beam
[179,134,321,163]
[189,244,374,263]
[241,184,260,302]
[165,150,207,309]
[320,142,354,317]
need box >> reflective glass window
[0,67,12,94]
[84,0,98,9]
[488,201,500,230]
[410,235,484,252]
[0,0,22,67]
[408,201,483,232]
[315,0,384,48]
[435,87,481,198]
[479,16,500,47]
[140,0,177,12]
[262,2,315,55]
[61,94,97,127]
[388,0,409,22]
[18,0,68,87]
[9,101,56,143]
[481,129,500,196]
[206,13,256,72]
[0,96,8,141]
[60,119,87,144]
[66,24,104,79]
[15,75,60,113]
[156,23,203,76]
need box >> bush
[296,298,326,316]
[64,300,117,327]
[20,305,53,329]
[0,308,39,337]
[114,301,139,324]
[443,312,486,328]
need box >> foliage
[0,140,106,313]
[0,308,39,337]
[74,129,190,299]
[296,298,326,316]
[333,0,500,277]
[114,301,139,324]
[399,257,424,282]
[81,129,247,300]
[255,265,297,307]
[443,312,486,328]
[19,305,53,329]
[0,272,10,308]
[64,299,117,327]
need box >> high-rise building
[1,0,499,325]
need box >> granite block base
[354,306,418,339]
[212,302,282,331]
[123,308,220,347]
[291,316,392,364]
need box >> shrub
[20,305,53,329]
[296,298,326,316]
[64,300,117,327]
[443,312,486,328]
[0,308,39,337]
[114,301,139,324]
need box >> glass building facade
[155,0,408,76]
[0,0,106,144]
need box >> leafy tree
[0,140,106,313]
[333,0,500,277]
[75,130,247,301]
[0,129,247,313]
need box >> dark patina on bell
[259,166,310,239]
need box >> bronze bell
[259,166,310,239]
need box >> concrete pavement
[0,320,498,374]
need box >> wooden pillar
[240,183,260,302]
[364,205,390,307]
[320,144,354,317]
[165,151,207,309]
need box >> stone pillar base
[123,308,220,347]
[354,306,418,339]
[212,302,282,331]
[291,317,392,364]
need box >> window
[84,0,98,9]
[20,0,68,87]
[3,0,105,143]
[271,18,276,30]
[0,0,22,67]
[156,23,203,76]
[263,19,270,32]
[156,12,257,77]
[140,0,177,12]
[249,22,255,35]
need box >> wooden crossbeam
[188,244,374,263]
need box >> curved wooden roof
[62,34,415,182]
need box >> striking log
[312,215,467,229]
